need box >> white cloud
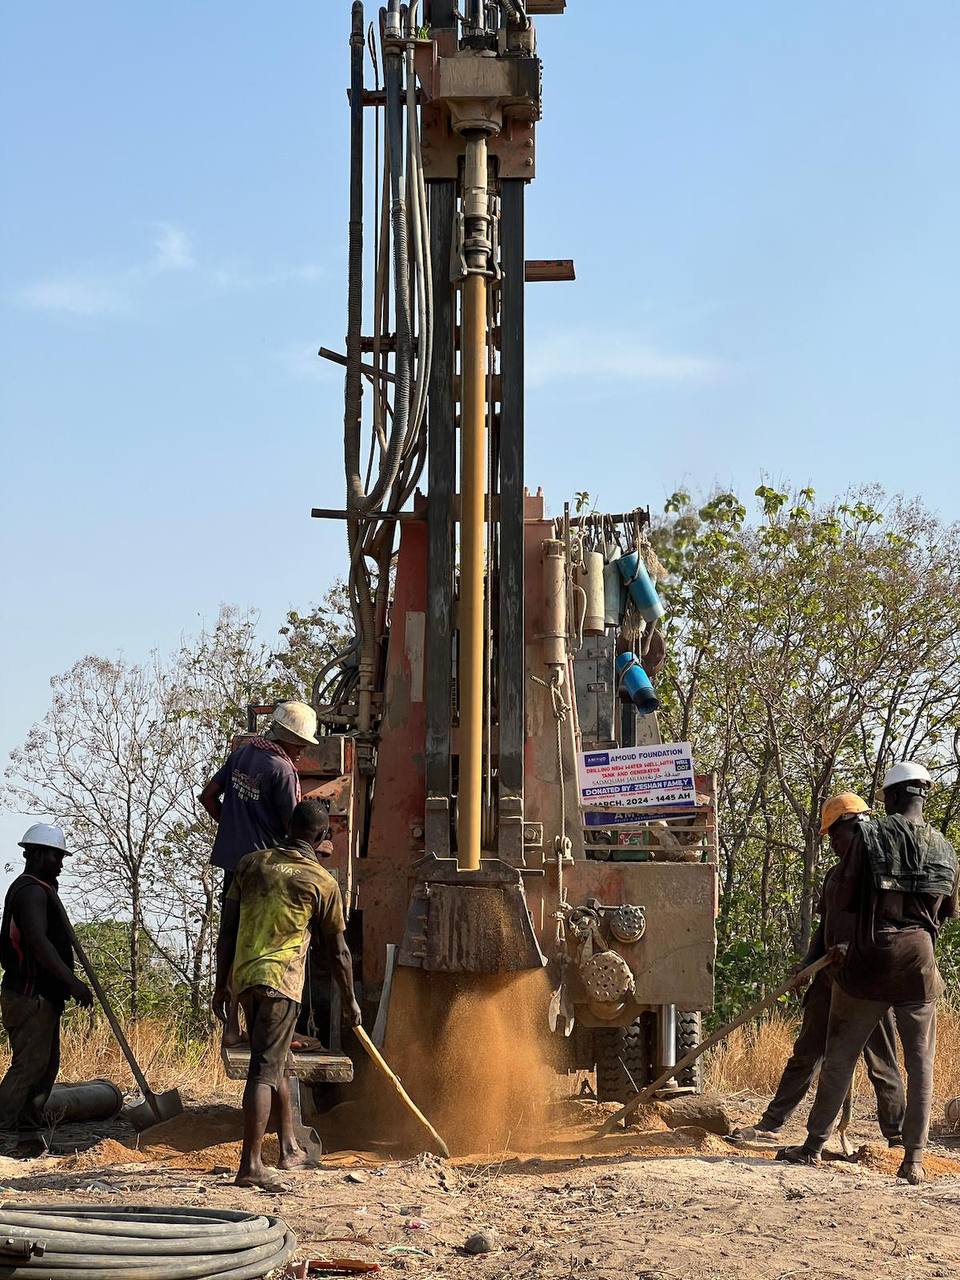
[17,275,128,316]
[276,343,338,381]
[16,222,196,316]
[151,222,195,272]
[14,222,325,318]
[211,262,324,291]
[527,329,724,389]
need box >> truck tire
[676,1010,703,1092]
[594,1014,654,1103]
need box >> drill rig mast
[299,0,718,1102]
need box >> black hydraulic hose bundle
[0,1206,296,1280]
[326,1,435,730]
[343,0,366,515]
[369,23,412,516]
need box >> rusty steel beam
[498,180,525,843]
[424,180,457,855]
[524,258,575,282]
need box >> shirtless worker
[213,798,361,1189]
[201,699,319,1043]
[0,824,93,1150]
[779,762,958,1184]
[732,792,905,1147]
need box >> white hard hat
[18,822,70,855]
[882,761,932,791]
[270,700,319,746]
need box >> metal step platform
[221,1044,354,1084]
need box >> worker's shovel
[596,945,849,1137]
[353,1025,450,1158]
[56,905,183,1130]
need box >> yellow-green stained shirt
[227,841,345,1002]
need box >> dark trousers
[805,985,936,1160]
[0,992,62,1134]
[759,972,905,1140]
[220,869,235,905]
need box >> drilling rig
[249,0,718,1109]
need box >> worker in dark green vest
[732,792,905,1147]
[779,762,958,1184]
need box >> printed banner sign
[577,742,696,811]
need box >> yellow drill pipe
[458,268,487,873]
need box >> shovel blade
[127,1088,183,1131]
[398,855,545,974]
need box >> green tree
[653,485,960,1017]
[271,579,354,704]
[3,595,357,1025]
[3,607,277,1024]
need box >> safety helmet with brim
[269,700,319,746]
[820,792,870,835]
[882,761,932,794]
[18,822,71,855]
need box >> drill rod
[457,131,490,873]
[459,269,486,872]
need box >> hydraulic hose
[500,0,530,27]
[0,1206,296,1280]
[344,2,366,511]
[361,38,412,515]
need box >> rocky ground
[2,1095,960,1279]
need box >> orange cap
[820,791,870,835]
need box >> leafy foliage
[3,587,355,1027]
[652,485,960,1020]
[272,580,353,701]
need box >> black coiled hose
[0,1206,296,1280]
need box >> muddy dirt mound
[662,1125,733,1154]
[558,1099,669,1131]
[857,1142,960,1181]
[61,1139,150,1170]
[132,1110,280,1170]
[136,1107,241,1152]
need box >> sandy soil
[2,1095,960,1279]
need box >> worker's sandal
[775,1144,822,1167]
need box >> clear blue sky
[2,1,959,859]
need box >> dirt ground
[2,1093,960,1279]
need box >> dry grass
[4,1005,959,1110]
[0,1016,239,1101]
[705,1003,960,1101]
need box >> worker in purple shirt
[201,699,319,1043]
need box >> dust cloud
[382,966,565,1156]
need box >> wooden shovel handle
[596,947,845,1137]
[53,899,155,1100]
[353,1025,450,1158]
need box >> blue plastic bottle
[616,652,659,714]
[616,551,665,624]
